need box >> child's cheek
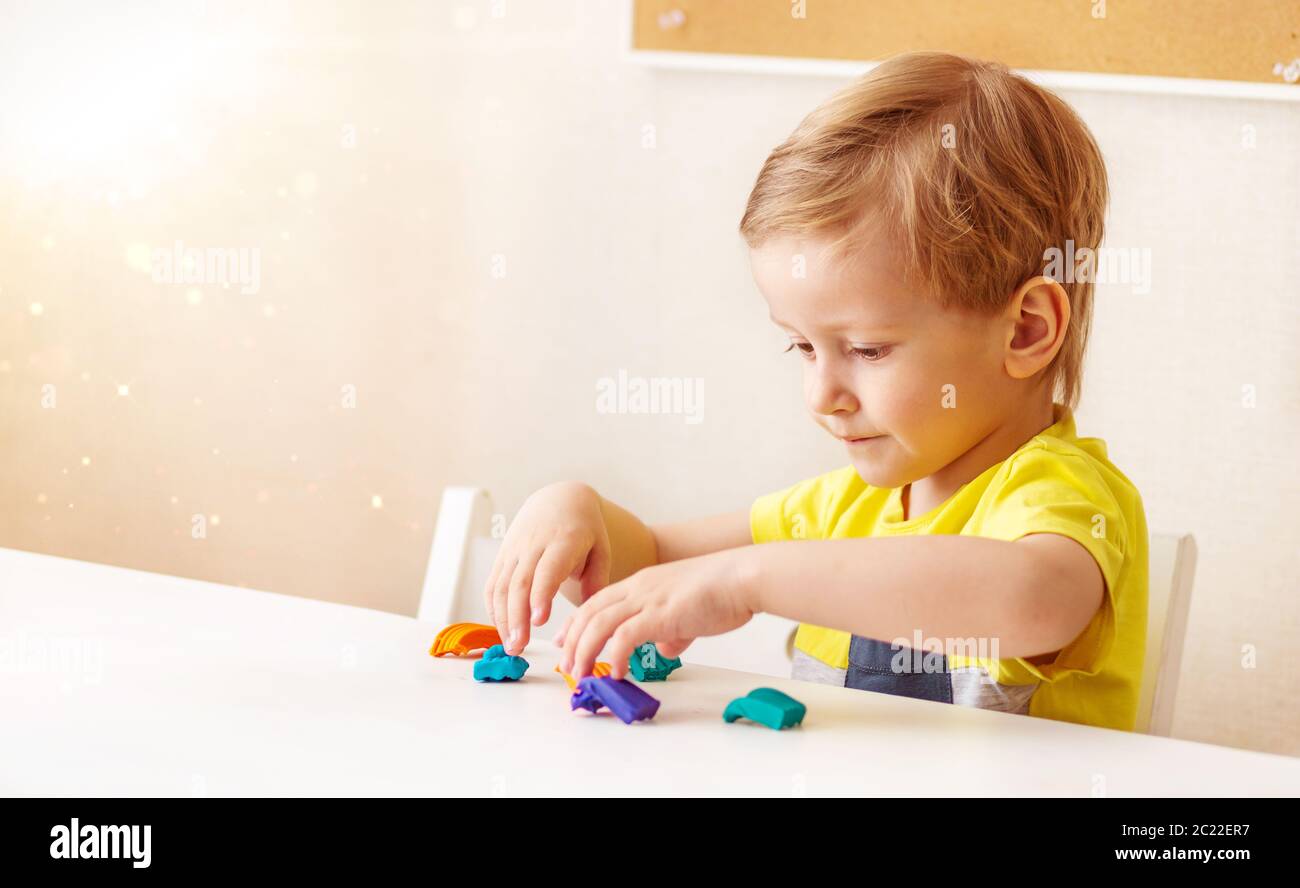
[871,356,964,465]
[878,358,942,435]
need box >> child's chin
[849,459,905,490]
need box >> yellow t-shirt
[750,403,1148,731]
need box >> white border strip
[627,48,1300,102]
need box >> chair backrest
[417,487,495,626]
[1136,532,1197,736]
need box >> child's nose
[807,363,857,416]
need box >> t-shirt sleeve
[750,468,855,544]
[975,446,1129,682]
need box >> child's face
[750,231,1016,489]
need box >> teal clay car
[473,644,529,682]
[723,688,806,730]
[628,642,682,682]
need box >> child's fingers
[603,617,655,679]
[483,548,507,623]
[529,542,579,627]
[490,554,519,649]
[557,582,627,673]
[567,599,637,681]
[551,612,574,649]
[506,549,543,654]
[653,638,693,660]
[577,539,611,602]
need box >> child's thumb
[577,543,611,602]
[654,638,692,660]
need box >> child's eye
[851,345,891,362]
[783,341,816,359]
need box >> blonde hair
[738,51,1108,411]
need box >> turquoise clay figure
[473,644,529,682]
[723,688,806,731]
[628,642,682,682]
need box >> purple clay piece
[570,676,660,724]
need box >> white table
[3,546,1298,797]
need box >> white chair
[417,488,1196,731]
[1137,532,1197,736]
[416,487,498,627]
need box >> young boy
[485,52,1148,732]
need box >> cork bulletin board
[632,1,1300,98]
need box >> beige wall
[1,1,1296,757]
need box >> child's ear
[1004,275,1070,380]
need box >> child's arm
[648,511,752,565]
[567,499,750,600]
[750,533,1103,657]
[556,532,1104,679]
[484,480,749,654]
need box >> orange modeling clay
[555,661,612,689]
[430,622,502,658]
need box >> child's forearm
[558,492,751,607]
[650,511,753,565]
[539,484,658,609]
[598,500,752,581]
[746,536,1070,659]
[596,493,660,584]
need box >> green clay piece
[628,642,682,682]
[723,687,806,731]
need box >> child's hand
[485,481,612,655]
[554,549,757,680]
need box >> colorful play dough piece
[473,644,530,682]
[628,642,681,682]
[722,688,806,731]
[430,622,502,658]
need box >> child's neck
[901,398,1059,521]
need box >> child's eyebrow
[769,313,904,335]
